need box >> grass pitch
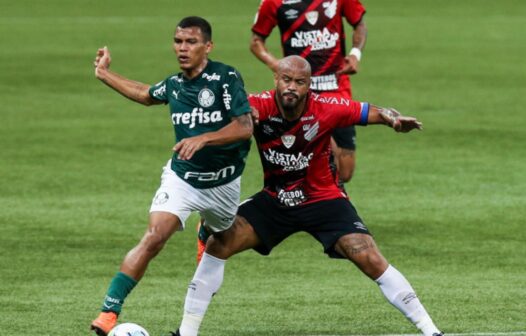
[1,0,525,335]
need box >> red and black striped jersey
[249,90,369,206]
[252,0,365,92]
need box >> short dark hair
[177,16,212,42]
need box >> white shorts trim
[149,160,241,232]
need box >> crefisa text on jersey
[171,108,223,128]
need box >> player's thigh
[206,215,261,259]
[332,127,356,179]
[237,191,298,256]
[149,161,197,231]
[302,198,369,258]
[147,211,183,240]
[199,176,241,233]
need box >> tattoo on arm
[235,113,253,129]
[379,107,401,127]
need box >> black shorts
[237,191,371,259]
[332,125,356,150]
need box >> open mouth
[178,56,190,63]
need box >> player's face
[173,27,212,76]
[275,68,310,110]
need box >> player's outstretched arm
[173,113,253,160]
[368,105,423,133]
[250,33,280,73]
[93,46,160,106]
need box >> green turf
[1,0,525,335]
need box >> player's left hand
[393,117,423,133]
[336,55,359,76]
[173,135,208,160]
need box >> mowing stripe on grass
[306,332,526,336]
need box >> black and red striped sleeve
[252,0,280,38]
[341,0,366,27]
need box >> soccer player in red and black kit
[196,0,368,262]
[250,0,367,184]
[169,57,443,336]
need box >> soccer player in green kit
[90,16,253,336]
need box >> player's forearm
[202,113,253,146]
[96,69,155,106]
[367,105,399,127]
[250,34,279,72]
[352,19,367,51]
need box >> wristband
[349,47,362,61]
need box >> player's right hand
[336,55,359,76]
[94,46,111,78]
[393,117,423,133]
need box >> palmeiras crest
[198,88,215,107]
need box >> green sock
[101,272,138,314]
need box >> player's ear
[205,40,213,54]
[273,72,278,86]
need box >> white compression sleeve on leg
[375,265,440,336]
[179,252,225,336]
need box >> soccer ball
[108,322,150,336]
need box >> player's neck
[182,59,209,80]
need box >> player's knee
[352,248,388,279]
[205,234,233,259]
[363,251,388,275]
[140,229,170,255]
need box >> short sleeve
[327,100,369,127]
[149,78,169,103]
[341,0,366,27]
[223,69,251,118]
[252,0,279,38]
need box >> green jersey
[149,60,251,189]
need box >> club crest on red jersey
[281,134,296,148]
[305,11,319,25]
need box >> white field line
[305,332,526,336]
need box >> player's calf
[196,220,210,263]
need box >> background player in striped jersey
[89,16,253,336]
[171,56,442,336]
